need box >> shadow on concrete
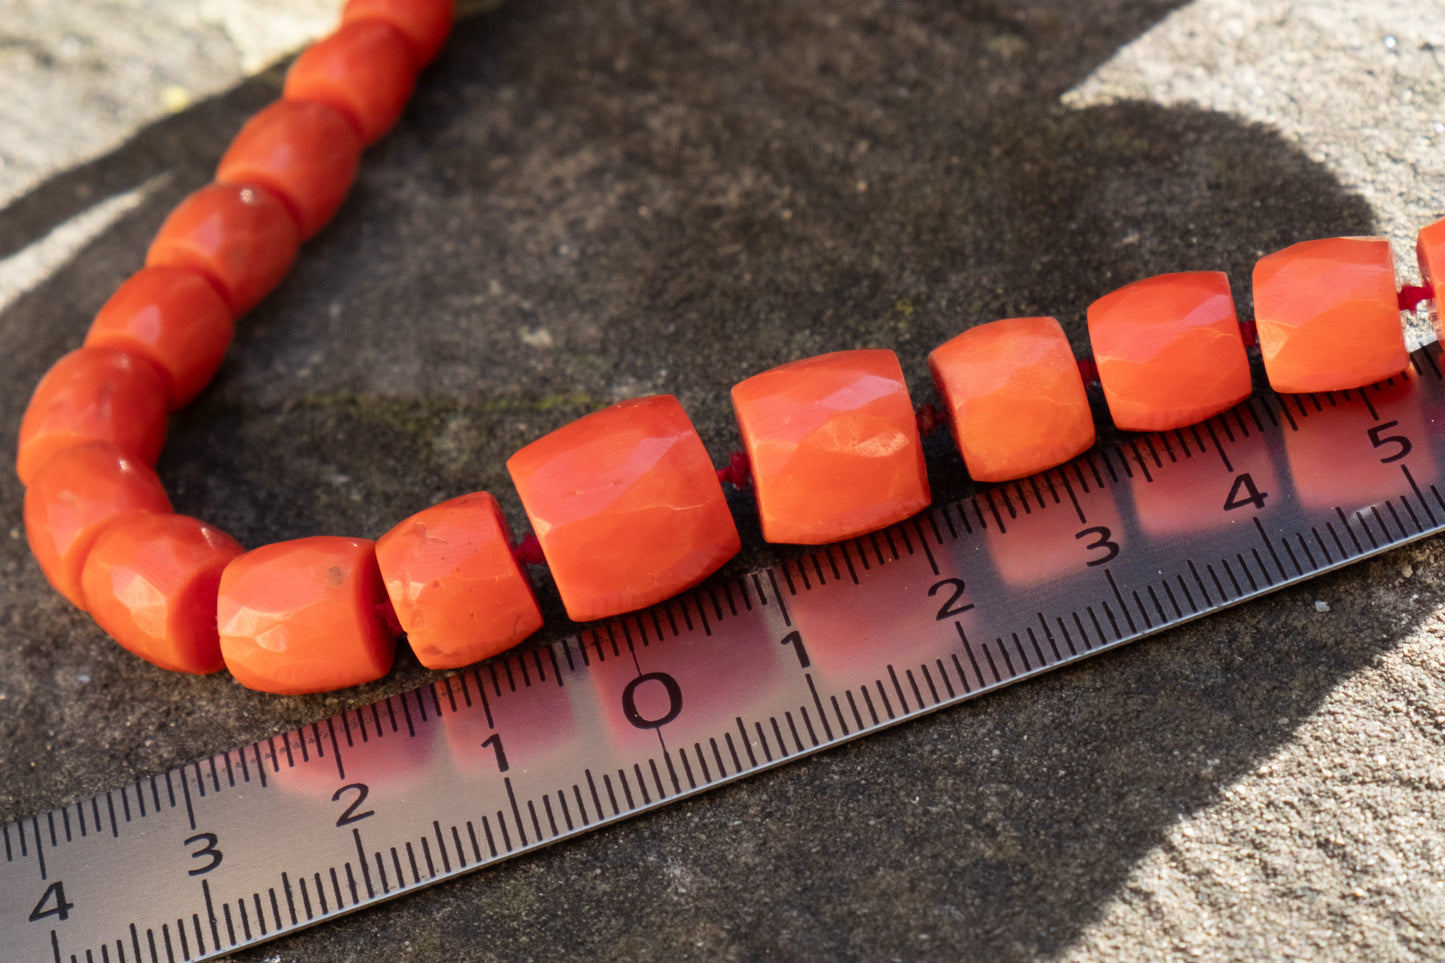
[0,0,1423,959]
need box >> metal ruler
[6,344,1445,962]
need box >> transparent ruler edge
[6,342,1445,962]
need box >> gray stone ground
[3,0,1445,959]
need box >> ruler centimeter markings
[6,344,1445,961]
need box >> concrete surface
[2,0,1445,960]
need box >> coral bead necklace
[16,0,1445,696]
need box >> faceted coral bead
[283,20,418,145]
[17,346,169,486]
[83,266,235,409]
[23,442,172,610]
[146,183,300,316]
[342,0,454,67]
[731,349,930,544]
[1417,217,1445,342]
[217,536,398,695]
[1253,236,1406,394]
[81,513,244,674]
[507,395,740,623]
[928,316,1094,482]
[217,99,364,240]
[1087,271,1252,432]
[376,492,543,670]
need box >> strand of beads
[16,0,1445,696]
[20,0,459,692]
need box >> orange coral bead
[1253,236,1406,394]
[283,20,418,145]
[342,0,454,67]
[217,536,398,695]
[507,395,740,623]
[83,267,235,409]
[731,349,930,544]
[1087,271,1252,431]
[217,99,364,240]
[81,513,244,674]
[376,492,542,670]
[146,183,300,316]
[17,346,169,486]
[928,316,1094,482]
[23,442,172,610]
[1417,217,1445,342]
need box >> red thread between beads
[716,450,751,488]
[374,597,404,637]
[1238,317,1259,348]
[1399,283,1435,313]
[1076,356,1100,385]
[915,402,944,437]
[512,532,546,566]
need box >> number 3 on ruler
[185,832,223,876]
[1076,526,1120,567]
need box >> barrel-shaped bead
[376,492,543,669]
[1088,271,1252,431]
[81,513,244,674]
[23,443,172,610]
[1417,217,1445,343]
[283,20,417,145]
[146,183,300,316]
[732,349,930,544]
[507,395,740,623]
[17,346,169,485]
[342,0,454,67]
[217,537,398,695]
[217,99,364,240]
[1253,236,1406,394]
[83,267,235,409]
[928,317,1094,482]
